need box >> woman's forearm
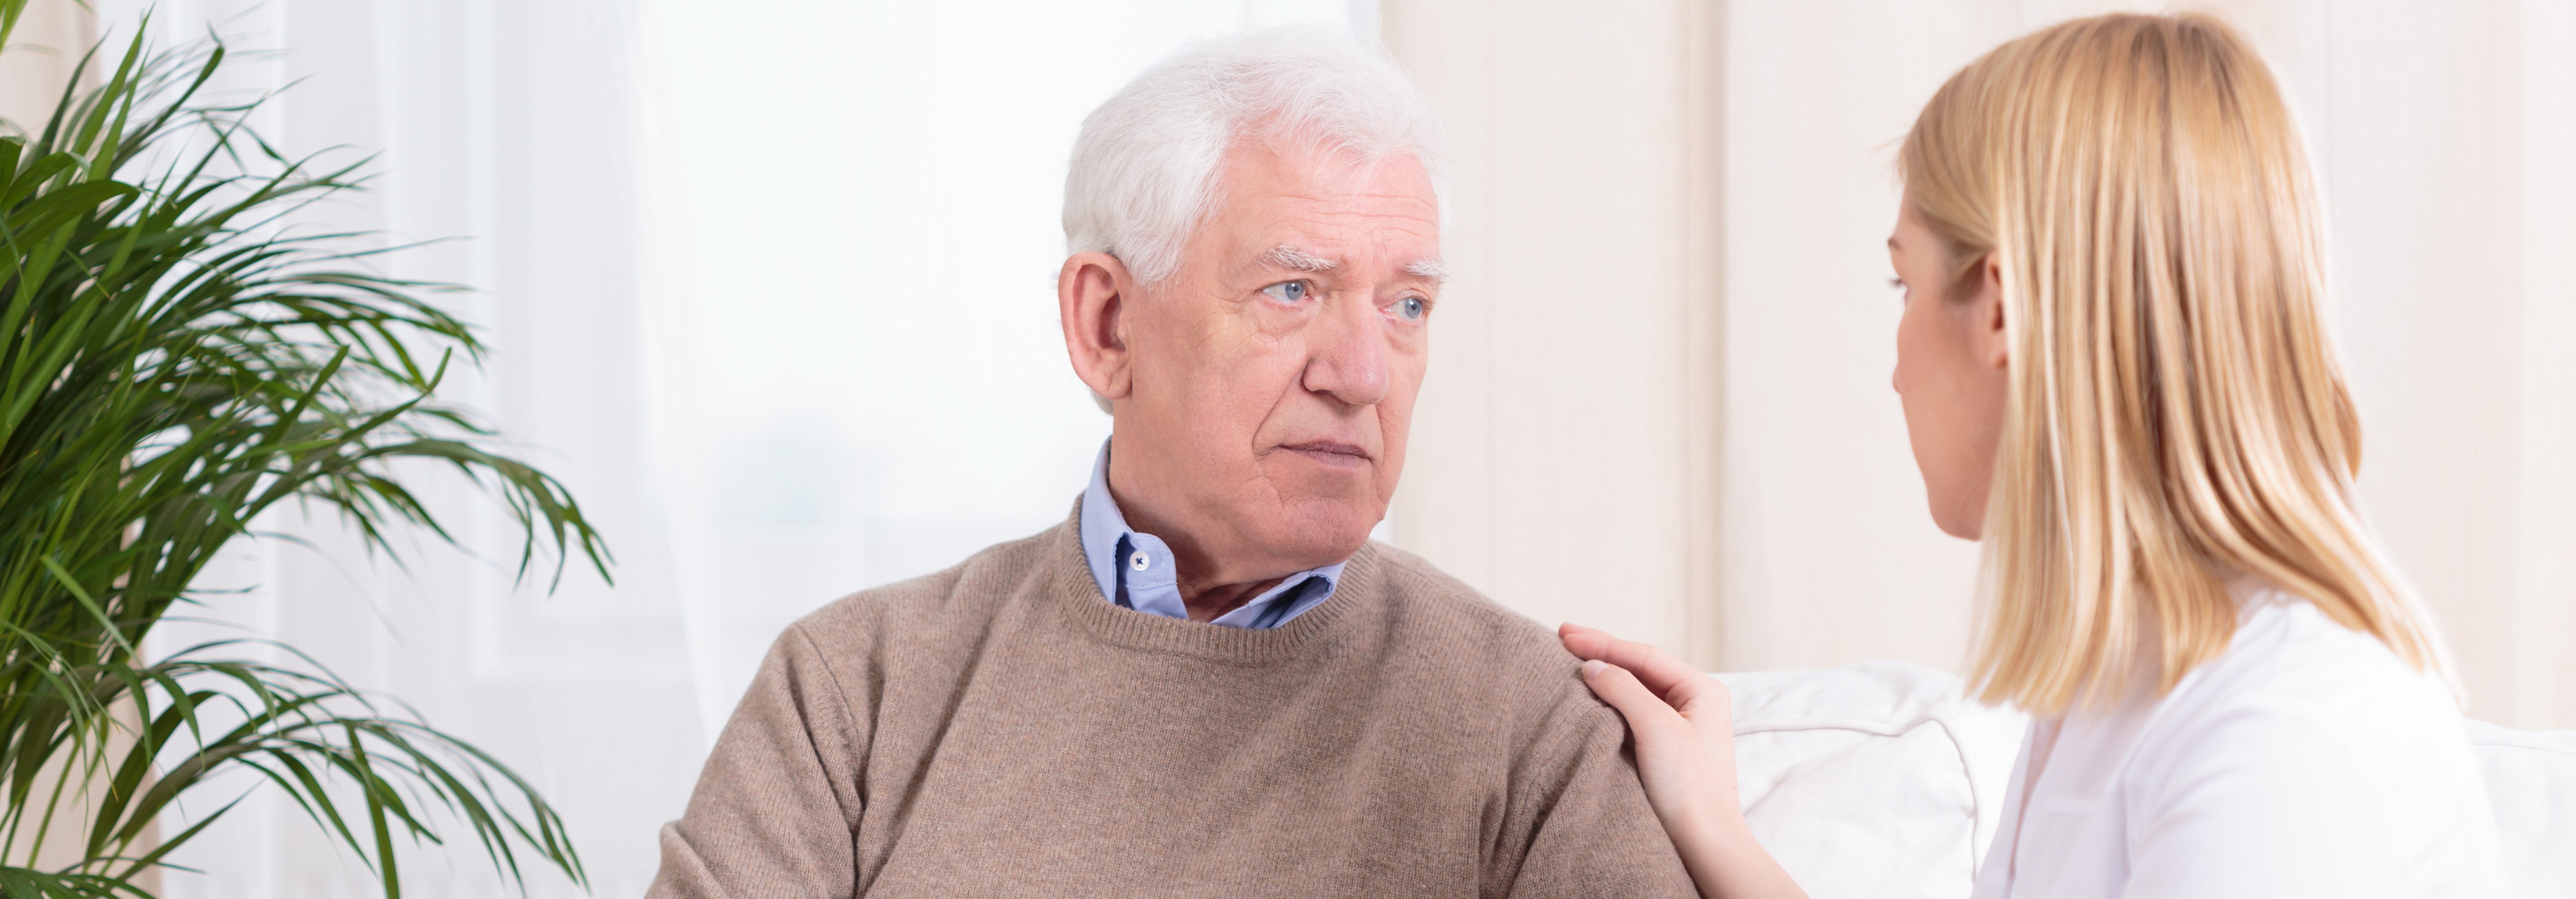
[1670,811,1810,899]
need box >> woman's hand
[1560,624,1807,899]
[1558,624,1742,838]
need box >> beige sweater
[648,509,1694,898]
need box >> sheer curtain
[43,0,1375,895]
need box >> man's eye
[1259,281,1309,304]
[1393,297,1426,321]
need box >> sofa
[1722,663,2576,897]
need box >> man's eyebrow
[1402,258,1449,282]
[1262,245,1339,273]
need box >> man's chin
[1252,501,1379,565]
[1260,450,1382,496]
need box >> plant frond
[0,10,606,897]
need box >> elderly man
[649,27,1692,898]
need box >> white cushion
[1717,662,2027,899]
[1723,664,2575,899]
[2466,719,2576,898]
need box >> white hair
[1063,24,1443,286]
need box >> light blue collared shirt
[1078,442,1344,629]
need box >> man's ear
[1976,253,2009,370]
[1059,251,1137,402]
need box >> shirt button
[1130,552,1150,571]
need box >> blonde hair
[1900,13,2454,714]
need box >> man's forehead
[1215,143,1439,226]
[1221,136,1429,191]
[1203,144,1441,281]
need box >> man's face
[1108,140,1441,581]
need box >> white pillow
[2466,719,2576,898]
[1716,662,2027,899]
[1721,664,2572,899]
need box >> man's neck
[1103,467,1302,621]
[1118,505,1296,622]
[1179,575,1290,623]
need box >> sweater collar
[1053,501,1381,666]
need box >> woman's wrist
[1664,801,1753,858]
[1668,805,1807,899]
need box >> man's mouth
[1278,441,1371,469]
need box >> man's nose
[1301,292,1389,407]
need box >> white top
[1971,591,2507,899]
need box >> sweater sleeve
[648,623,869,899]
[1490,683,1700,899]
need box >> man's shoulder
[1362,541,1598,699]
[790,520,1077,651]
[1361,541,1639,778]
[1367,540,1550,636]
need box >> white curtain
[26,0,1376,895]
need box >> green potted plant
[0,3,608,895]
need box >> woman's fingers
[1561,624,1725,716]
[1558,621,1614,659]
[1560,624,1687,685]
[1579,660,1691,741]
[1568,631,1785,899]
[1584,658,1737,839]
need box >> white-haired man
[649,27,1694,898]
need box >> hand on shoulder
[1561,623,1810,899]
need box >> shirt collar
[1078,440,1347,629]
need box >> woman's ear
[1976,253,2009,369]
[1059,252,1137,403]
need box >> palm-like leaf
[0,3,608,896]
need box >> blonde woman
[1562,13,2508,899]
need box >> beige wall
[1384,0,2576,730]
[1380,0,1729,664]
[0,0,93,129]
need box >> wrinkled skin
[1057,138,1443,619]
